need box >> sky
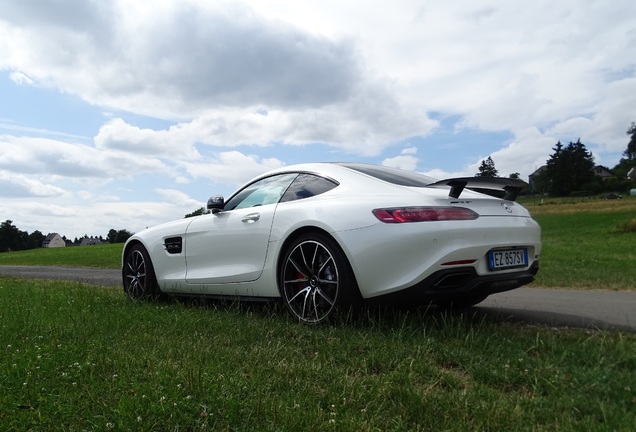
[1,0,635,239]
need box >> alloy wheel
[281,240,340,323]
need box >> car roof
[262,162,438,187]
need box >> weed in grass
[618,218,636,233]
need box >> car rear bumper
[366,261,539,306]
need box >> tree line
[476,122,636,197]
[0,220,132,253]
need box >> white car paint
[123,162,541,317]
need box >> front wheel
[122,244,160,300]
[279,233,359,324]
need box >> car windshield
[335,163,437,187]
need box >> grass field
[0,242,122,269]
[1,279,635,431]
[1,199,635,430]
[526,197,636,290]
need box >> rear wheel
[279,233,359,324]
[123,244,160,300]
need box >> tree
[107,229,117,244]
[185,207,205,218]
[0,220,29,252]
[27,230,45,249]
[624,122,636,161]
[107,228,133,243]
[476,156,499,177]
[509,172,520,179]
[612,122,636,179]
[545,139,596,196]
[114,229,133,243]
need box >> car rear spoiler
[426,177,528,201]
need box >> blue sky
[1,0,635,239]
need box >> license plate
[488,248,528,270]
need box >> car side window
[280,173,338,203]
[224,173,298,211]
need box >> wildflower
[200,406,208,417]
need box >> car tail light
[372,207,479,223]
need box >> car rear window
[335,163,436,187]
[280,173,338,202]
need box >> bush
[619,218,636,233]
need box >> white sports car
[122,163,541,323]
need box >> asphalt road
[1,265,634,332]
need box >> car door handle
[242,213,260,223]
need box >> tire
[279,233,359,324]
[122,243,160,300]
[436,293,489,309]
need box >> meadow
[1,197,635,430]
[1,279,634,431]
[524,196,636,291]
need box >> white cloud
[0,135,172,182]
[382,147,419,171]
[0,0,359,115]
[0,193,202,239]
[182,151,285,187]
[9,71,33,85]
[94,118,202,160]
[0,170,68,198]
[155,188,202,209]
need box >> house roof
[528,166,547,177]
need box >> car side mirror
[207,195,225,214]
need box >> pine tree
[545,139,596,196]
[624,122,636,161]
[476,156,499,177]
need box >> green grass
[0,243,122,268]
[1,278,635,431]
[526,198,636,290]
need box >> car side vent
[164,237,183,254]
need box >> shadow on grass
[155,293,518,333]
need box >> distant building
[528,166,547,193]
[42,233,66,248]
[591,165,614,181]
[79,236,108,246]
[529,165,616,191]
[628,167,636,180]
